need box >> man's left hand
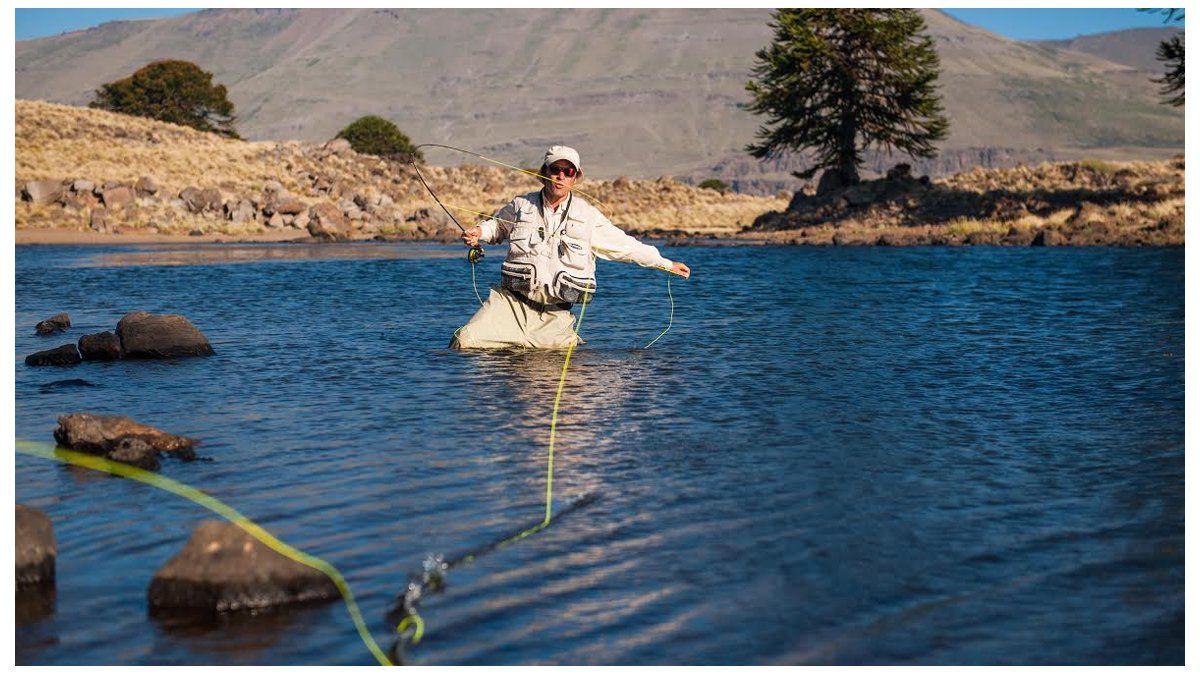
[669,261,691,278]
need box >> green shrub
[336,116,423,163]
[90,60,239,138]
[698,178,730,192]
[1079,159,1118,175]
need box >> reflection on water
[15,244,1183,665]
[85,243,460,268]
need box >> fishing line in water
[14,440,395,666]
[390,290,594,658]
[393,151,686,653]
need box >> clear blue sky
[942,8,1182,41]
[14,7,1184,42]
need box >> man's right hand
[462,225,482,247]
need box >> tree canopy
[745,9,949,187]
[90,60,239,138]
[335,116,423,163]
[1141,9,1184,107]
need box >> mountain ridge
[16,9,1183,193]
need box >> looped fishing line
[15,440,395,666]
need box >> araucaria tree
[1142,9,1184,107]
[90,60,239,138]
[745,9,949,189]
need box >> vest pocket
[501,261,536,292]
[553,270,596,304]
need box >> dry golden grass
[16,100,786,237]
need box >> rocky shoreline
[17,100,1183,247]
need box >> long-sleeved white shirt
[479,190,672,304]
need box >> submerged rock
[78,331,122,360]
[35,312,71,335]
[25,344,82,366]
[148,521,338,613]
[53,412,197,470]
[16,505,55,587]
[116,312,214,358]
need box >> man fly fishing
[451,145,690,349]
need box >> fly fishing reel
[468,245,484,264]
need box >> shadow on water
[150,603,327,659]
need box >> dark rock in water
[16,584,56,625]
[116,312,214,358]
[107,437,160,470]
[16,505,56,587]
[78,331,122,360]
[25,344,82,366]
[35,313,71,335]
[148,521,339,614]
[1030,228,1065,247]
[40,378,97,391]
[53,413,197,470]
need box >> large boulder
[135,176,159,197]
[101,186,136,209]
[273,198,307,216]
[179,187,223,214]
[21,180,64,204]
[89,207,110,232]
[78,331,122,360]
[225,199,256,224]
[116,312,214,358]
[307,203,347,240]
[16,505,55,587]
[35,312,71,335]
[148,521,339,613]
[53,412,197,470]
[320,138,353,159]
[25,344,82,366]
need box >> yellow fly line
[14,440,395,667]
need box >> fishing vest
[500,191,598,305]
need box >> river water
[14,243,1183,665]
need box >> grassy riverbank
[17,100,1182,246]
[16,100,785,242]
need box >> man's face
[543,160,579,201]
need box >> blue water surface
[14,243,1184,665]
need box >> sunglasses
[546,165,578,178]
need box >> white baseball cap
[543,145,581,173]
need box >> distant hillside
[1035,27,1183,72]
[16,9,1183,194]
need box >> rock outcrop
[116,312,214,358]
[21,179,63,205]
[53,413,197,470]
[148,521,338,614]
[16,505,56,587]
[25,344,82,366]
[35,312,71,335]
[78,331,122,360]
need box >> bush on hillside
[90,60,239,138]
[698,178,730,192]
[335,116,423,163]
